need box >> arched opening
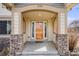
[19,8,59,55]
[21,9,58,43]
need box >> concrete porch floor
[21,41,59,56]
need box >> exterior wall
[53,17,58,34]
[12,12,22,34]
[15,5,64,13]
[58,12,66,34]
[21,18,26,34]
[0,7,11,16]
[48,18,56,42]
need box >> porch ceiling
[22,10,57,21]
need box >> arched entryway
[12,5,66,35]
[10,5,69,56]
[22,10,58,43]
[20,9,59,55]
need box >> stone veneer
[0,36,10,56]
[10,34,23,56]
[56,34,70,56]
[1,34,79,56]
[9,34,70,56]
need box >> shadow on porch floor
[21,41,59,56]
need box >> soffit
[22,10,57,21]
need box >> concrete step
[21,51,59,56]
[22,54,59,56]
[20,41,59,56]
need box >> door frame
[31,21,47,41]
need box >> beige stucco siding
[53,18,58,34]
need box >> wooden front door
[32,21,47,41]
[35,22,43,41]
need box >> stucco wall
[0,5,12,21]
[0,8,11,16]
[53,18,58,34]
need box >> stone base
[56,34,70,56]
[0,37,10,56]
[10,34,23,56]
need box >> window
[0,21,11,34]
[7,21,11,34]
[32,22,34,37]
[45,22,47,37]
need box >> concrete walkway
[21,41,59,56]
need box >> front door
[32,21,47,41]
[35,22,43,41]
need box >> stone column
[56,12,70,56]
[10,11,23,56]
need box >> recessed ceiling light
[38,13,42,16]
